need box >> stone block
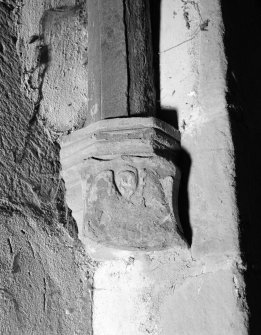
[61,117,186,251]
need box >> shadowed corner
[178,147,192,246]
[156,108,193,247]
[221,0,261,333]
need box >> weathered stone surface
[61,117,186,250]
[157,0,248,333]
[160,0,240,257]
[82,157,179,250]
[124,0,156,117]
[87,0,156,124]
[40,6,88,131]
[92,251,247,335]
[19,1,88,132]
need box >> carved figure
[61,117,186,251]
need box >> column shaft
[86,0,156,125]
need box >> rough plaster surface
[92,250,247,335]
[0,214,92,335]
[0,1,92,334]
[18,0,88,132]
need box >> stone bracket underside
[61,117,186,251]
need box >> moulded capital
[61,117,186,251]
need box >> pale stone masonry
[0,0,250,334]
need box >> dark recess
[221,0,261,333]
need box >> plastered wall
[0,2,92,334]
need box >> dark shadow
[221,0,261,333]
[150,1,193,246]
[178,148,192,246]
[159,107,179,129]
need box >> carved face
[115,169,138,199]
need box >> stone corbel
[61,117,187,252]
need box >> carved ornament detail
[61,117,186,251]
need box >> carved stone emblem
[115,169,138,199]
[61,117,187,251]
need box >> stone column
[61,0,248,334]
[60,1,187,334]
[86,0,156,123]
[61,0,184,251]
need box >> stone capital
[61,117,186,251]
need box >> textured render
[158,0,248,333]
[0,1,92,334]
[18,0,88,132]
